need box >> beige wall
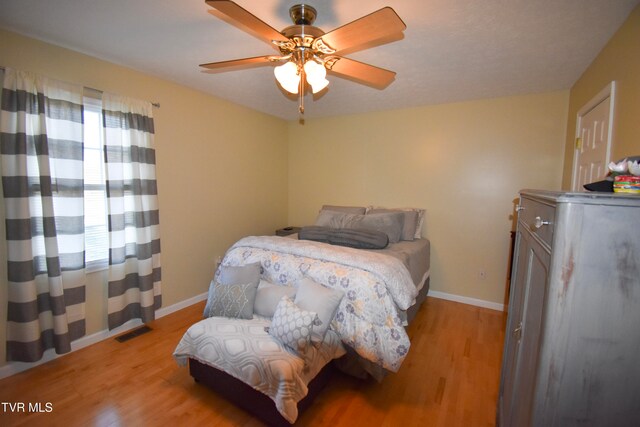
[288,92,569,305]
[562,5,640,188]
[0,29,289,366]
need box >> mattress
[372,238,430,288]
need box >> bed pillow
[205,280,259,319]
[314,209,349,228]
[294,277,345,345]
[268,296,320,356]
[321,204,367,214]
[204,262,262,317]
[314,211,404,243]
[368,208,418,241]
[299,226,389,249]
[253,280,297,317]
[367,206,426,239]
[345,212,404,243]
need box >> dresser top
[520,189,640,207]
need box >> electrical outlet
[479,270,487,280]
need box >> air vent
[115,325,152,343]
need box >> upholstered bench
[174,262,346,424]
[174,315,345,424]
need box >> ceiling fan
[200,0,406,115]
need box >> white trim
[0,292,208,380]
[571,81,616,191]
[429,290,505,312]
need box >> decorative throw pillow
[294,277,345,344]
[253,280,297,317]
[206,280,259,319]
[217,262,261,286]
[268,296,320,356]
[204,262,261,317]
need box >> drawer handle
[515,204,525,212]
[534,216,551,229]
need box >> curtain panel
[0,68,86,362]
[102,93,161,330]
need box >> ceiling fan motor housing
[289,4,317,25]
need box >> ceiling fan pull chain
[299,67,305,114]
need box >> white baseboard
[429,290,505,312]
[0,292,208,380]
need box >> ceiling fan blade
[206,0,289,45]
[313,7,406,54]
[200,55,276,72]
[325,56,396,89]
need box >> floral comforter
[221,236,419,373]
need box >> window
[83,96,109,271]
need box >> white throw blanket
[222,236,419,373]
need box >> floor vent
[115,325,152,343]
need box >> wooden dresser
[498,189,640,427]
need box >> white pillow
[268,296,320,356]
[294,277,344,344]
[253,280,297,317]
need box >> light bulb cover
[310,78,329,94]
[303,60,329,94]
[274,61,300,94]
[303,60,327,84]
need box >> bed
[174,206,430,424]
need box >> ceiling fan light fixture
[202,1,407,114]
[274,61,300,94]
[303,59,329,93]
[309,78,329,94]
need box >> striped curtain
[0,68,86,362]
[102,93,161,330]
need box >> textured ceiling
[0,0,638,120]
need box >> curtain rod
[0,66,160,108]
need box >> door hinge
[575,137,582,150]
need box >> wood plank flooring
[0,297,506,426]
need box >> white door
[572,83,615,191]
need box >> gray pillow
[314,209,349,228]
[314,211,404,243]
[344,212,404,243]
[294,277,344,344]
[321,205,367,214]
[254,280,297,317]
[268,296,320,356]
[204,262,261,317]
[299,226,389,249]
[368,208,418,241]
[218,262,261,286]
[205,280,259,319]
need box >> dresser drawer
[518,196,555,247]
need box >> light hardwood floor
[0,297,505,426]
